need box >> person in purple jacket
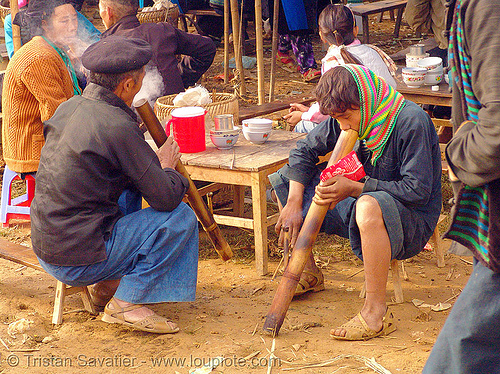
[98,0,216,98]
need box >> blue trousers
[423,259,500,373]
[39,201,199,304]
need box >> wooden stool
[0,238,97,324]
[349,0,408,44]
[359,259,404,303]
[179,9,222,35]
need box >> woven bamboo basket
[0,5,10,23]
[155,93,239,124]
[137,5,179,27]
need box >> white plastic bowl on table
[242,127,271,144]
[424,72,443,85]
[417,57,443,72]
[401,67,427,88]
[210,132,239,149]
[242,118,273,131]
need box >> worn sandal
[302,68,321,83]
[331,309,397,341]
[277,53,299,72]
[101,298,179,334]
[294,270,325,297]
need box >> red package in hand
[320,151,366,182]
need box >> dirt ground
[0,6,472,374]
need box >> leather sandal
[294,270,325,297]
[330,309,397,341]
[276,53,299,72]
[101,298,179,334]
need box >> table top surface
[395,70,452,106]
[180,129,306,172]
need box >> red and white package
[320,151,366,182]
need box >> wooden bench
[0,238,97,324]
[349,0,407,44]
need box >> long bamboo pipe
[134,99,233,262]
[263,129,358,336]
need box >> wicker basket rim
[156,93,236,108]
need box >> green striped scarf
[444,0,500,272]
[343,64,405,165]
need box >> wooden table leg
[251,172,269,275]
[233,185,245,217]
[362,16,370,44]
[394,6,404,38]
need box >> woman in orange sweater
[2,0,80,173]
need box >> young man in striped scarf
[424,0,500,372]
[269,64,442,341]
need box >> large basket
[0,5,10,23]
[137,5,179,27]
[155,93,239,124]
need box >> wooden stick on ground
[254,0,265,104]
[223,0,230,83]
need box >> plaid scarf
[444,0,500,272]
[343,64,405,165]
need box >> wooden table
[181,130,306,275]
[350,0,407,44]
[397,78,452,107]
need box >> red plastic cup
[167,107,206,153]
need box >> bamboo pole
[223,0,230,83]
[263,129,358,336]
[254,0,264,104]
[10,0,21,53]
[134,99,233,262]
[229,0,246,94]
[268,0,280,102]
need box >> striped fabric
[445,0,498,272]
[342,64,405,165]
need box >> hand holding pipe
[134,98,233,261]
[263,129,358,336]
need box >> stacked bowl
[402,67,427,88]
[417,57,443,85]
[209,114,240,149]
[242,118,272,144]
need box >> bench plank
[0,238,43,271]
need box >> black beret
[82,35,153,74]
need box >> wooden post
[11,0,21,53]
[224,0,230,83]
[254,0,265,104]
[230,0,246,94]
[268,0,279,102]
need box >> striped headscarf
[342,64,405,165]
[444,0,499,272]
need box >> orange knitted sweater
[2,36,74,173]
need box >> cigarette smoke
[134,64,165,107]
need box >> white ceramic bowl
[210,127,240,136]
[242,127,271,144]
[402,67,427,88]
[210,132,239,149]
[424,72,443,85]
[242,118,273,130]
[405,53,429,68]
[417,57,443,71]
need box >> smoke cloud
[134,64,165,107]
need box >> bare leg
[91,279,120,306]
[332,195,391,337]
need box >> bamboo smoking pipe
[134,98,233,261]
[263,129,358,336]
